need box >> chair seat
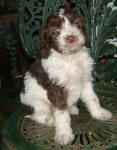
[2,83,117,150]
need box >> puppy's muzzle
[66,35,76,43]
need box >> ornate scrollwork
[19,0,67,58]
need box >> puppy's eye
[54,28,60,32]
[72,23,78,27]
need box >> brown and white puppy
[20,9,112,145]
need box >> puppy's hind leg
[26,100,55,127]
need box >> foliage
[73,0,117,83]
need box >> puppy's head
[38,9,90,57]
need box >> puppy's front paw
[55,131,74,145]
[69,106,79,115]
[92,107,112,121]
[24,114,55,126]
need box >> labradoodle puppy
[20,9,112,145]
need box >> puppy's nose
[66,35,76,43]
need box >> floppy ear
[78,15,91,48]
[37,24,50,58]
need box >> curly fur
[20,9,112,145]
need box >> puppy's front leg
[81,81,112,121]
[54,109,74,145]
[47,84,74,145]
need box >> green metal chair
[2,0,117,150]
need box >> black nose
[66,35,76,43]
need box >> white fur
[54,109,74,145]
[41,47,93,107]
[81,81,112,120]
[57,16,85,54]
[20,72,54,126]
[69,105,79,115]
[20,14,112,145]
[59,9,65,16]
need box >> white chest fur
[41,47,93,89]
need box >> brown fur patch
[30,59,68,110]
[38,15,64,58]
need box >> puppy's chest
[42,53,85,85]
[59,57,84,80]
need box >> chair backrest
[18,0,69,59]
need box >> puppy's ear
[78,15,91,48]
[38,24,50,58]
